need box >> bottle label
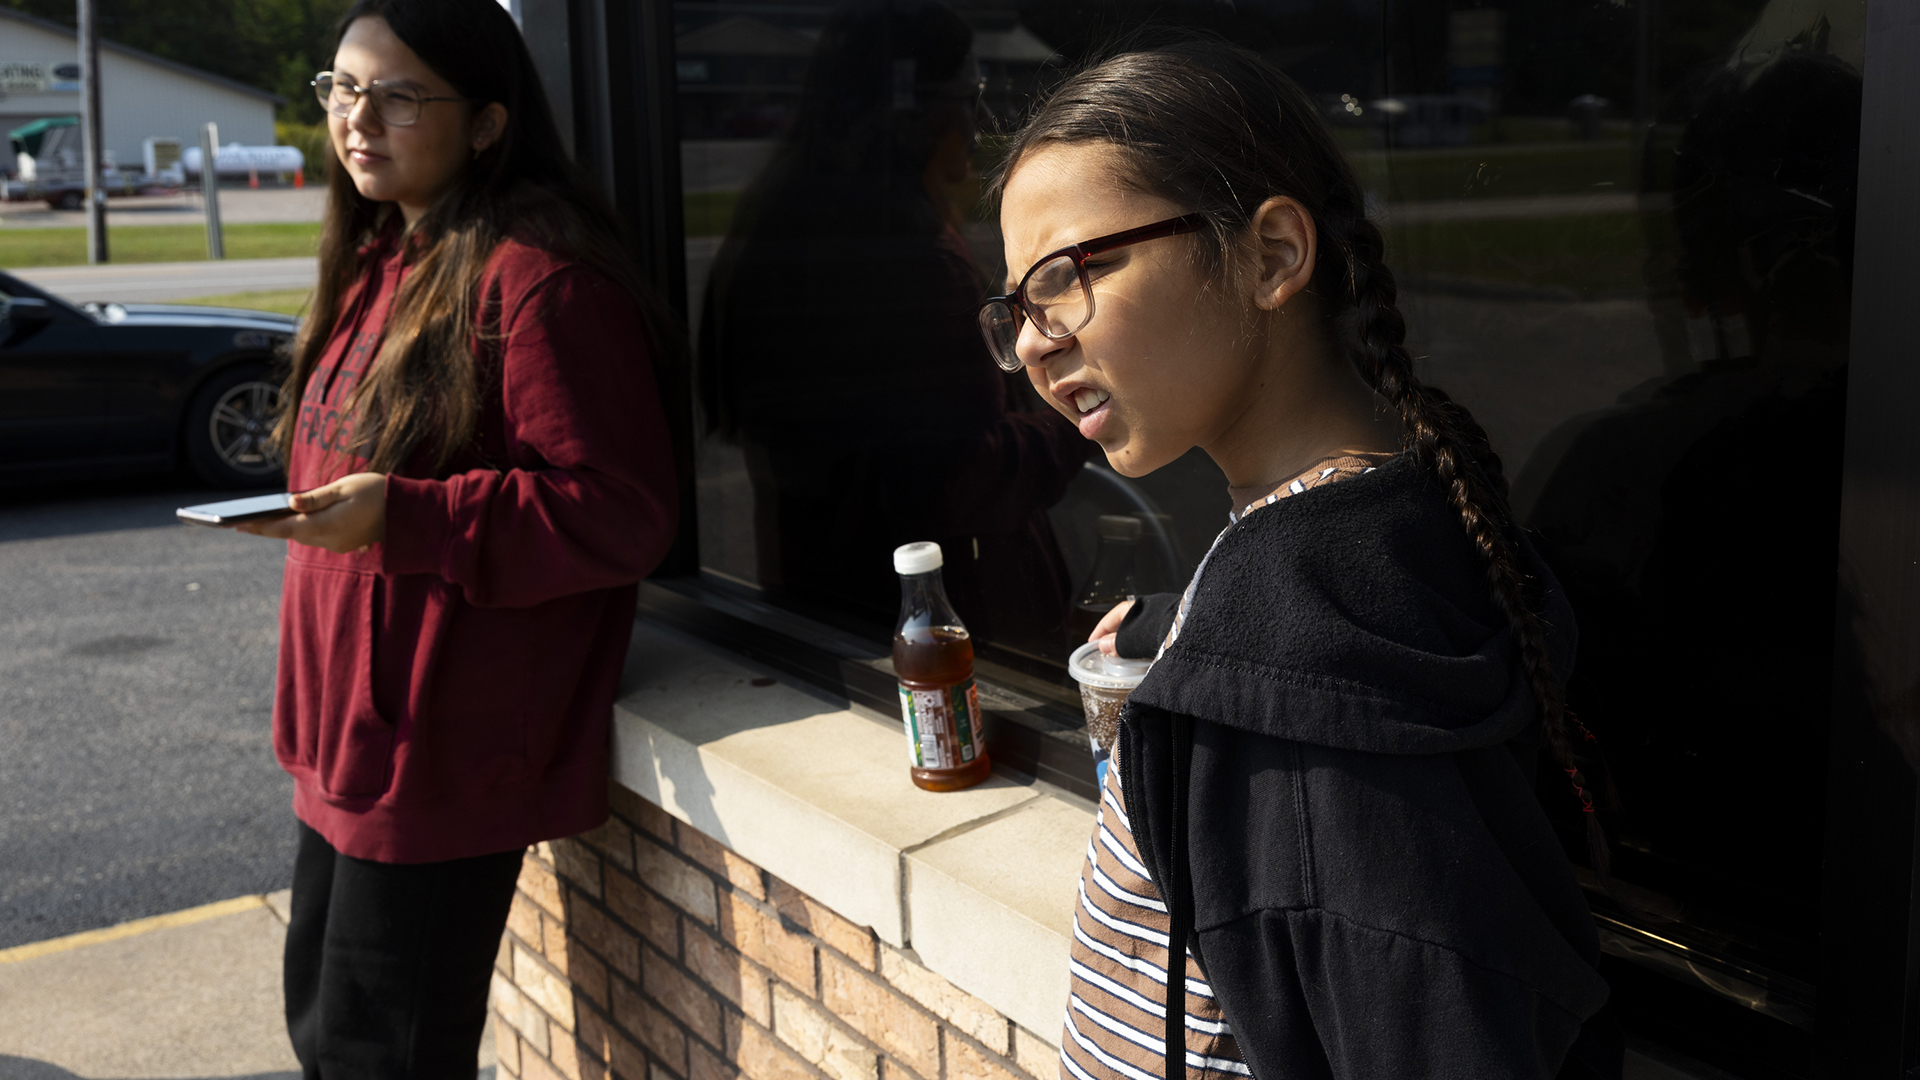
[898,678,981,770]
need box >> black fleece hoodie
[1113,452,1620,1080]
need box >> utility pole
[1634,0,1657,125]
[77,0,107,263]
[200,122,224,259]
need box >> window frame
[528,0,1920,1068]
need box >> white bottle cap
[893,541,943,575]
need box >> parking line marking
[0,894,267,964]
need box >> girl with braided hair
[978,38,1619,1080]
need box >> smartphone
[177,492,295,526]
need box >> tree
[2,0,354,121]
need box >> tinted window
[675,0,1862,977]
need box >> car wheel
[54,190,82,211]
[184,365,285,488]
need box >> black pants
[285,820,524,1080]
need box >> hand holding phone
[229,473,388,554]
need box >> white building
[0,7,279,172]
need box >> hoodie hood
[1128,451,1575,756]
[1113,451,1612,1080]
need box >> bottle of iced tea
[892,542,991,792]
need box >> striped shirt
[1061,455,1386,1080]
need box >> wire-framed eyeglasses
[313,71,467,127]
[976,213,1207,372]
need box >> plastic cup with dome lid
[1068,641,1151,784]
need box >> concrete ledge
[612,621,1092,1032]
[906,797,1090,1037]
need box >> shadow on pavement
[0,474,277,544]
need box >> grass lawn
[0,221,321,268]
[1385,211,1675,296]
[684,142,1640,241]
[172,288,312,316]
[1362,142,1640,202]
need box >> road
[0,475,294,950]
[0,185,326,229]
[12,256,319,303]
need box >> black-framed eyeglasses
[976,213,1207,372]
[313,71,467,128]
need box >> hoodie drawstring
[1165,714,1193,1080]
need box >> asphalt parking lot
[0,474,294,950]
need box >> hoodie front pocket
[274,561,396,799]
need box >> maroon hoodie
[273,229,678,863]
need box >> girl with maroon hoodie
[235,0,680,1073]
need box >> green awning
[9,116,77,158]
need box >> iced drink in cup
[1067,641,1152,787]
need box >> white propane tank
[181,143,305,178]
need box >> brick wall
[490,784,1064,1080]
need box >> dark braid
[989,36,1611,878]
[1337,210,1611,879]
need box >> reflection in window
[674,0,1863,1007]
[1516,34,1859,969]
[692,2,1090,663]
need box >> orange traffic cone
[248,168,259,189]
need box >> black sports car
[0,269,297,488]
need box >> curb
[0,893,274,965]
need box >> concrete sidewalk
[0,892,499,1080]
[0,894,300,1080]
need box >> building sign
[0,61,81,93]
[0,61,49,91]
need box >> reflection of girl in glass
[237,0,680,1072]
[985,40,1621,1079]
[1521,48,1860,930]
[700,0,1090,658]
